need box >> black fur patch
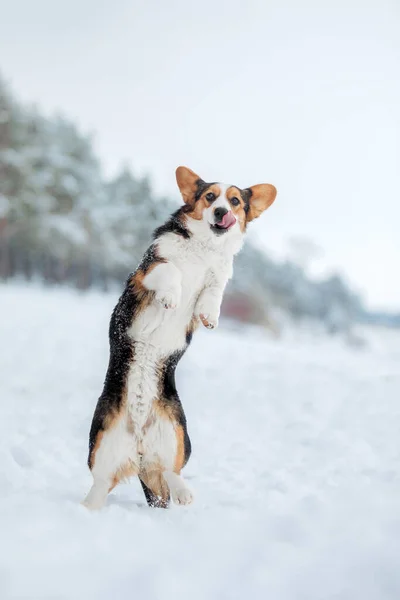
[240,188,252,214]
[138,477,169,509]
[194,179,216,202]
[138,243,166,273]
[185,328,193,345]
[88,242,166,469]
[194,179,208,201]
[153,208,191,240]
[160,350,192,467]
[185,317,197,346]
[88,283,139,467]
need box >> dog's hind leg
[139,469,170,509]
[83,415,139,510]
[139,476,170,508]
[82,478,110,511]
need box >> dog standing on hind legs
[83,166,277,510]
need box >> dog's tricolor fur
[83,167,276,509]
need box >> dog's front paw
[155,287,181,310]
[199,312,219,330]
[195,293,221,330]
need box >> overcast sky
[1,0,399,309]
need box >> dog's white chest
[126,232,232,430]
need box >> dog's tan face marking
[226,186,247,232]
[185,183,222,221]
[192,184,246,229]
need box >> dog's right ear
[176,166,204,204]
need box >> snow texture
[1,284,399,600]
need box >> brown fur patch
[88,409,122,471]
[186,314,200,340]
[127,269,155,313]
[174,424,185,474]
[128,250,168,316]
[109,460,139,492]
[152,391,186,469]
[139,467,170,508]
[152,370,190,475]
[199,313,215,329]
[226,186,247,232]
[153,396,178,423]
[185,183,222,220]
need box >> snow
[1,284,400,600]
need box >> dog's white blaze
[203,183,237,227]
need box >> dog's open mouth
[210,212,236,234]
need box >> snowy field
[1,284,400,600]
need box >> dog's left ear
[245,184,277,222]
[176,166,204,204]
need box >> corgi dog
[83,166,276,509]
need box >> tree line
[0,74,365,330]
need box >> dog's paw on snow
[171,485,194,506]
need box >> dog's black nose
[214,207,228,222]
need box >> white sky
[1,0,399,310]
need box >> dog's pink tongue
[220,211,236,229]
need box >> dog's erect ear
[176,166,203,204]
[245,184,277,222]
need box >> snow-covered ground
[1,284,400,600]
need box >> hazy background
[0,0,399,314]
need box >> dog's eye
[230,197,240,207]
[205,192,216,202]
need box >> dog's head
[176,166,276,240]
